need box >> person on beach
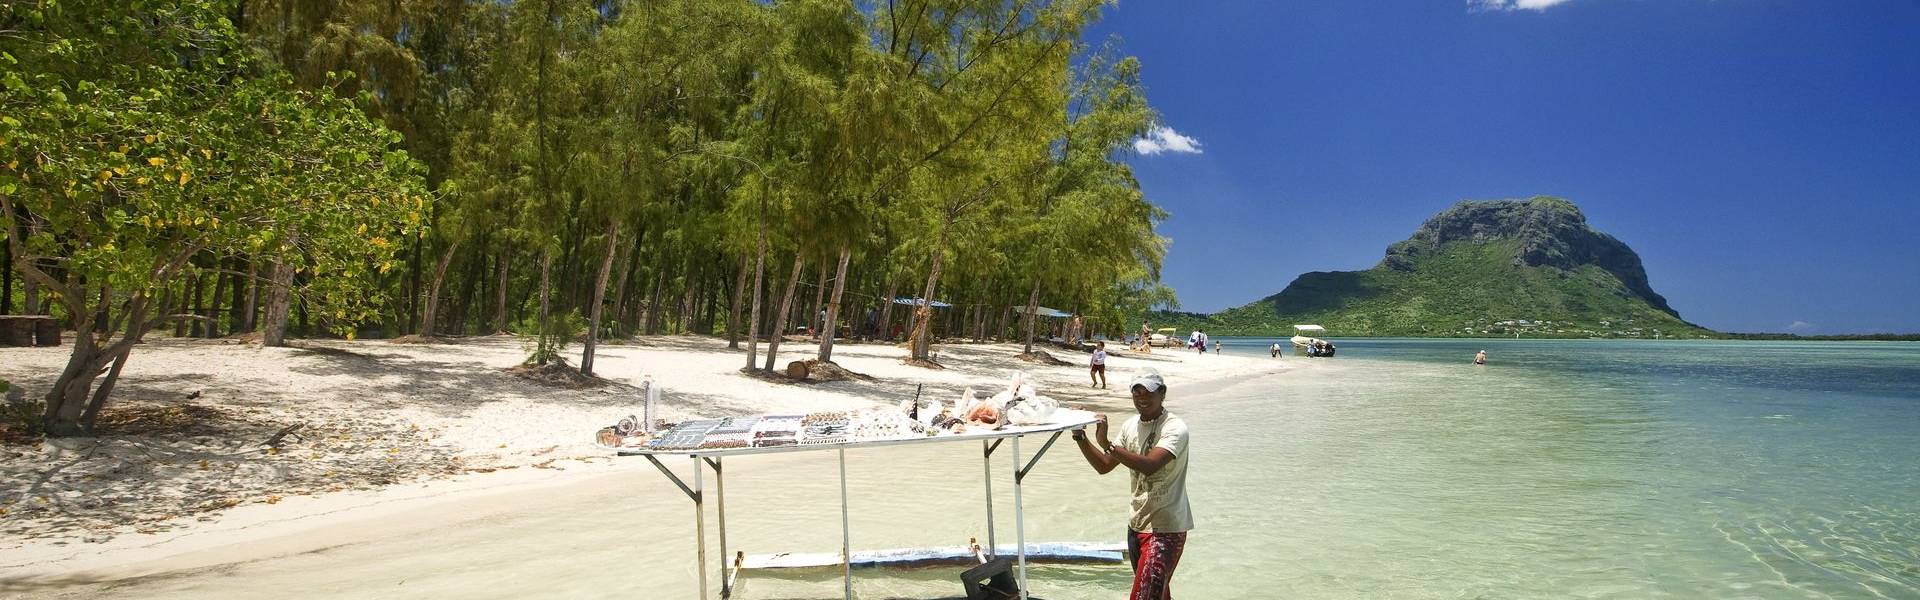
[1212,340,1220,355]
[1090,341,1109,388]
[1475,349,1487,365]
[1073,371,1191,600]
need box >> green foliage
[1,0,428,339]
[517,309,585,366]
[1,379,43,439]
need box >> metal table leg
[982,439,999,559]
[838,448,853,600]
[1011,436,1028,599]
[706,457,729,599]
[694,455,709,600]
[1010,431,1061,600]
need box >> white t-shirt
[1092,349,1107,365]
[1114,413,1193,533]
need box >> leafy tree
[1,0,428,436]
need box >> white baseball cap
[1130,369,1165,393]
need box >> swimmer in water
[1474,350,1487,365]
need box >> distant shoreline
[1182,332,1920,342]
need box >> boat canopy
[1155,327,1177,332]
[891,297,952,308]
[1292,324,1326,333]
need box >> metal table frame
[620,414,1095,600]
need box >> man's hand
[1075,413,1119,475]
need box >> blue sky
[1091,1,1920,334]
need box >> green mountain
[1160,197,1715,338]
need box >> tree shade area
[1,0,1176,436]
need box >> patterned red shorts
[1127,529,1187,600]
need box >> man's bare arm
[1074,429,1119,474]
[1107,445,1176,477]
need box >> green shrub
[2,379,46,439]
[514,310,585,365]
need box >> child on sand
[1090,341,1109,388]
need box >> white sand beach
[0,334,1277,588]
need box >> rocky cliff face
[1380,196,1676,317]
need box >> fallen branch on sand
[388,334,451,345]
[262,422,305,447]
[1016,350,1071,366]
[786,360,875,382]
[901,357,945,370]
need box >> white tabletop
[604,409,1099,458]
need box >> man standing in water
[1475,349,1488,365]
[1073,370,1192,600]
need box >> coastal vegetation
[1,0,1175,437]
[1160,198,1717,338]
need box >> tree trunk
[227,258,247,335]
[909,225,950,361]
[763,254,805,372]
[2,241,12,315]
[406,234,422,334]
[493,248,511,334]
[808,260,827,339]
[451,246,483,336]
[43,291,101,436]
[744,223,767,369]
[420,238,461,337]
[23,265,38,316]
[176,273,196,337]
[534,248,554,364]
[877,272,899,342]
[581,222,619,375]
[817,246,851,362]
[262,242,297,347]
[1021,281,1041,354]
[79,291,155,431]
[727,252,748,349]
[607,234,637,338]
[40,281,159,436]
[642,265,665,336]
[205,268,225,338]
[242,261,261,333]
[678,256,701,334]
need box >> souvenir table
[602,400,1098,600]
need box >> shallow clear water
[776,339,1920,598]
[45,339,1920,599]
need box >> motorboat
[1293,325,1337,357]
[1290,324,1327,348]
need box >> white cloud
[1787,320,1816,331]
[1469,0,1577,12]
[1133,125,1203,156]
